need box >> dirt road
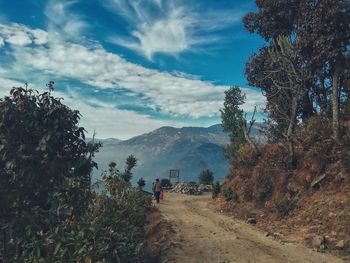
[158,192,343,263]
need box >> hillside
[92,124,234,187]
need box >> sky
[0,0,265,139]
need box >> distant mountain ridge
[91,123,263,189]
[91,124,230,186]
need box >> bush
[160,178,172,187]
[274,198,295,217]
[242,183,253,202]
[0,86,152,262]
[237,143,259,166]
[223,187,237,201]
[0,86,100,262]
[137,177,146,189]
[199,169,214,185]
[298,115,332,145]
[212,182,221,199]
[254,174,273,201]
[52,180,152,262]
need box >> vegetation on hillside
[198,169,214,185]
[0,86,152,262]
[218,0,350,253]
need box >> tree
[220,87,247,161]
[199,169,214,185]
[212,182,221,199]
[160,178,172,188]
[121,155,137,183]
[0,85,100,261]
[244,0,350,143]
[137,177,146,189]
[296,0,350,142]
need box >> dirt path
[158,192,343,263]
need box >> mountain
[91,123,264,190]
[91,124,230,187]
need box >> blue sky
[0,0,265,139]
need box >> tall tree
[297,0,350,142]
[220,87,246,161]
[0,86,100,261]
[244,0,350,142]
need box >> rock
[272,232,283,239]
[198,184,212,192]
[247,217,256,224]
[312,235,326,250]
[265,232,271,237]
[170,182,202,195]
[335,240,345,249]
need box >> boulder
[247,217,257,224]
[312,235,326,251]
[170,182,202,195]
[335,240,345,249]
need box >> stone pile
[170,182,202,195]
[198,184,213,192]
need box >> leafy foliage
[0,86,152,262]
[220,86,247,161]
[160,178,172,188]
[244,0,350,141]
[254,174,273,201]
[212,182,221,199]
[198,169,214,185]
[274,198,296,217]
[222,187,237,202]
[0,86,100,262]
[137,177,146,189]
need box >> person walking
[152,178,162,204]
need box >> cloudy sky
[0,0,264,139]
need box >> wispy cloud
[0,24,48,46]
[0,75,182,139]
[106,0,244,60]
[44,0,87,38]
[0,23,264,118]
[0,1,265,138]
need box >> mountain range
[91,124,230,187]
[91,124,263,190]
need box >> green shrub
[160,178,172,187]
[255,174,273,201]
[237,144,259,167]
[242,183,253,201]
[298,116,332,144]
[0,86,153,262]
[223,187,238,201]
[199,169,214,185]
[274,198,295,217]
[212,182,221,199]
[0,86,100,262]
[137,177,146,189]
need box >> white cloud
[0,75,182,139]
[44,0,87,38]
[58,93,181,139]
[0,23,264,118]
[0,76,24,98]
[107,0,244,59]
[0,24,48,47]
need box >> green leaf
[54,242,61,255]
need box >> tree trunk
[287,96,298,168]
[332,69,339,143]
[243,126,259,155]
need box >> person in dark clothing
[152,178,162,204]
